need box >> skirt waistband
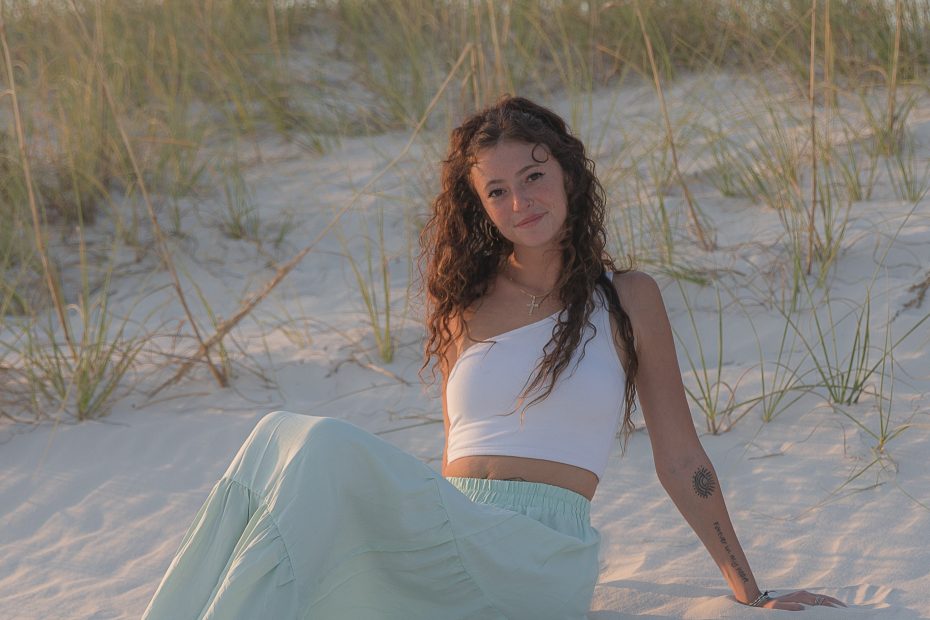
[444,476,590,522]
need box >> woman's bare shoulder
[610,270,671,352]
[611,270,663,314]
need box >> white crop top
[445,272,626,479]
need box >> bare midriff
[443,454,599,501]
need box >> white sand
[1,79,929,619]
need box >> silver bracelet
[748,590,773,607]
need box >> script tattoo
[713,521,750,583]
[691,466,716,499]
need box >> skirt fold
[142,478,296,619]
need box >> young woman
[143,97,844,619]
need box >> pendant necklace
[504,269,554,316]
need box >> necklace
[504,269,555,316]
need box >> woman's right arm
[441,381,450,474]
[439,314,462,476]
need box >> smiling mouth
[516,213,545,227]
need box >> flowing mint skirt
[142,411,600,619]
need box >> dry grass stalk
[823,0,835,108]
[149,236,321,397]
[486,0,508,95]
[887,0,903,144]
[634,1,712,251]
[806,1,818,275]
[0,17,76,359]
[266,0,282,67]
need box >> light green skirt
[142,411,601,619]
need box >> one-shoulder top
[445,271,626,479]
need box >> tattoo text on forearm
[713,521,750,583]
[691,466,716,499]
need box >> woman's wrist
[725,570,762,606]
[744,590,773,607]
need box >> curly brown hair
[419,96,639,441]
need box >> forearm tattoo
[691,466,716,499]
[713,521,750,583]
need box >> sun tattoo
[692,466,716,499]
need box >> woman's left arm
[615,272,844,611]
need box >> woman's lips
[516,213,545,227]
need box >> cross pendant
[526,296,540,315]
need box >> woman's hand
[757,590,846,611]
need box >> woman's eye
[487,188,504,199]
[527,171,544,182]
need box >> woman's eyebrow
[481,163,542,191]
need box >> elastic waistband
[445,476,590,521]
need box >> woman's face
[469,140,568,253]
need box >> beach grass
[337,209,395,364]
[673,281,740,434]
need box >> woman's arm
[615,272,843,611]
[441,380,451,474]
[439,313,464,477]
